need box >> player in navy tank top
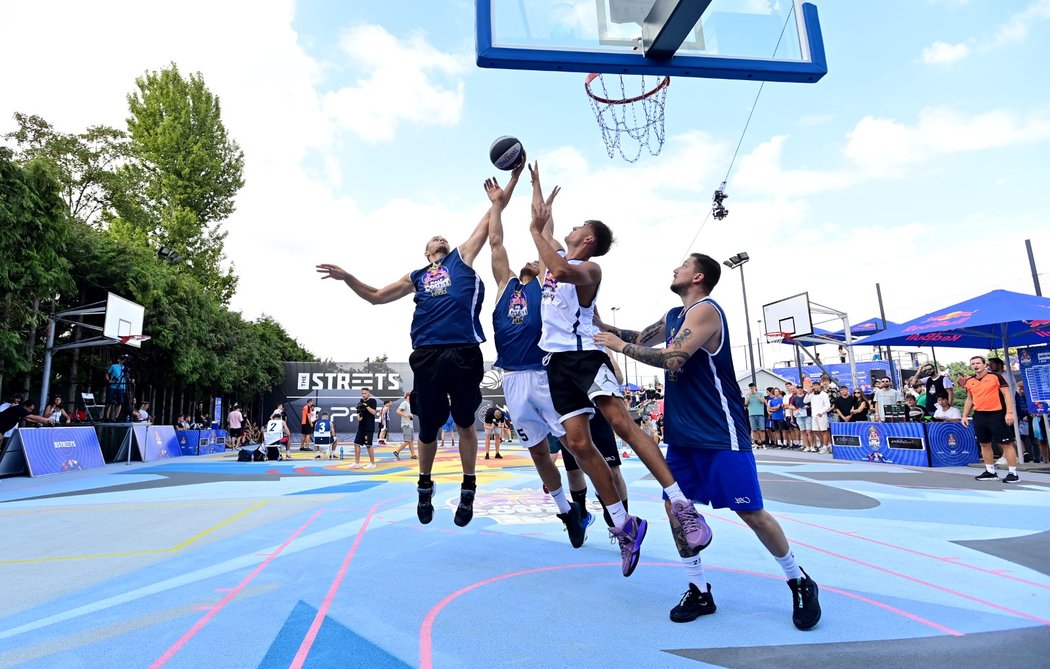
[316,188,497,528]
[594,253,821,630]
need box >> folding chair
[81,392,103,422]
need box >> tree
[123,63,245,302]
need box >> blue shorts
[665,446,764,512]
[441,416,456,432]
[748,415,766,431]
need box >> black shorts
[546,350,620,420]
[354,425,374,447]
[229,427,243,437]
[301,423,312,435]
[973,411,1012,445]
[562,409,622,472]
[409,345,484,443]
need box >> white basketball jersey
[264,419,285,445]
[538,252,602,353]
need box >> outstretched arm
[485,178,515,293]
[316,264,414,304]
[594,312,667,347]
[529,198,599,286]
[464,162,526,267]
[529,162,563,253]
[595,302,721,373]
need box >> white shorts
[502,369,567,448]
[811,415,829,431]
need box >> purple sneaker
[670,500,712,551]
[609,515,648,577]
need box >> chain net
[585,73,669,163]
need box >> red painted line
[289,500,386,669]
[418,562,960,669]
[775,513,1050,591]
[148,510,322,669]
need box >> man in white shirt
[807,382,832,453]
[872,378,903,421]
[133,401,151,424]
[932,393,962,422]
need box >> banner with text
[1018,347,1050,414]
[831,421,930,467]
[15,427,106,477]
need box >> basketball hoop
[585,72,670,163]
[766,331,788,345]
[119,334,151,345]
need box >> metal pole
[843,315,859,391]
[39,318,57,410]
[795,345,804,385]
[1026,239,1042,296]
[876,283,896,386]
[739,264,757,385]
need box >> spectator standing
[377,400,391,445]
[832,386,856,423]
[850,389,870,422]
[351,388,378,469]
[807,382,831,453]
[766,389,785,448]
[791,385,811,450]
[394,391,418,460]
[299,398,316,451]
[745,383,767,446]
[104,356,128,421]
[227,403,244,449]
[483,404,505,459]
[872,378,902,421]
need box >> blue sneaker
[609,515,648,577]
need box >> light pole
[724,253,757,386]
[609,306,627,387]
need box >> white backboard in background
[103,293,145,348]
[761,292,813,341]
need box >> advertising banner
[926,422,980,467]
[771,361,893,392]
[139,426,181,462]
[177,430,199,456]
[831,421,930,467]
[197,429,227,455]
[8,427,106,477]
[1018,347,1050,415]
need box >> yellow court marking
[0,499,254,518]
[0,500,269,565]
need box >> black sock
[570,488,588,511]
[622,497,629,514]
[418,473,432,488]
[598,498,614,528]
[462,474,477,491]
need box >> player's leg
[446,346,485,526]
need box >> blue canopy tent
[859,289,1050,458]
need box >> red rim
[584,73,670,105]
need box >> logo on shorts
[423,266,451,297]
[734,496,751,504]
[508,290,528,324]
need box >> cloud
[321,25,467,142]
[920,41,971,65]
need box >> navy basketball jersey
[409,248,486,348]
[663,298,752,451]
[493,278,544,371]
[313,418,332,444]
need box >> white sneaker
[363,463,376,470]
[347,462,362,469]
[995,457,1008,466]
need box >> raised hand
[316,263,349,282]
[530,197,551,234]
[484,177,505,206]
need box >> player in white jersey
[263,408,291,461]
[527,163,711,578]
[595,253,821,630]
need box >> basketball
[489,135,525,171]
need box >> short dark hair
[970,355,987,364]
[689,253,721,292]
[935,392,950,401]
[585,220,614,257]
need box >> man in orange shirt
[962,356,1019,483]
[300,398,316,452]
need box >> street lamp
[609,306,628,387]
[723,252,757,385]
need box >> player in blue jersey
[594,253,821,630]
[317,192,499,528]
[313,410,337,460]
[528,164,711,578]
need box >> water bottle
[339,446,344,460]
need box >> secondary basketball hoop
[585,72,669,163]
[766,331,788,345]
[119,334,151,347]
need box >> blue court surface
[2,447,1049,668]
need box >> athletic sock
[607,501,629,529]
[570,488,588,512]
[775,550,803,581]
[599,498,614,527]
[549,487,572,514]
[418,473,433,488]
[985,464,996,474]
[462,474,477,491]
[663,482,688,504]
[1008,466,1018,475]
[622,497,629,514]
[682,554,706,590]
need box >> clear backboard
[762,292,813,341]
[476,0,827,82]
[103,293,146,348]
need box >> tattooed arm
[594,303,723,372]
[594,314,666,347]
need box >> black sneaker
[417,483,435,524]
[557,502,586,548]
[494,453,503,459]
[453,488,475,527]
[1002,472,1020,484]
[975,470,1001,482]
[788,568,821,630]
[670,583,717,623]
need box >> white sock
[607,501,629,528]
[986,464,996,474]
[1008,466,1017,475]
[775,550,803,580]
[549,486,572,514]
[682,554,706,590]
[663,482,688,504]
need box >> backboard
[762,292,813,341]
[103,293,146,349]
[476,0,826,83]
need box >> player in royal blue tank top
[594,253,822,630]
[316,185,498,528]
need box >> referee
[962,356,1019,483]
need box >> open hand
[316,264,349,281]
[484,177,505,206]
[594,331,626,353]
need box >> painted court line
[0,500,268,565]
[148,509,322,669]
[289,498,391,669]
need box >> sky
[2,0,1049,386]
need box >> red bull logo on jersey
[508,289,528,324]
[541,270,557,301]
[904,310,975,333]
[423,266,451,296]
